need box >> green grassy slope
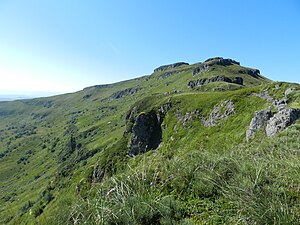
[0,58,299,224]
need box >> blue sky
[0,0,299,94]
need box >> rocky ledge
[188,76,243,88]
[192,57,240,76]
[110,87,140,100]
[238,69,261,79]
[154,62,189,73]
[204,57,240,66]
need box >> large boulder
[129,111,162,156]
[266,108,300,137]
[246,110,273,141]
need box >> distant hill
[0,95,35,101]
[0,57,300,224]
[0,92,59,101]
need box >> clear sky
[0,0,299,95]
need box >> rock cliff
[129,111,162,156]
[188,76,243,88]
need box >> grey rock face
[204,57,223,62]
[154,62,189,73]
[192,64,210,76]
[253,90,274,103]
[188,76,243,88]
[192,58,241,76]
[129,111,162,156]
[204,57,240,66]
[238,69,261,78]
[246,110,273,141]
[253,90,288,110]
[159,102,172,115]
[157,71,175,80]
[266,108,300,137]
[110,87,140,100]
[157,68,190,80]
[232,77,244,85]
[201,100,235,127]
[246,69,261,78]
[174,110,200,130]
[273,98,288,110]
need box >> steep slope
[0,58,299,224]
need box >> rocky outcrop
[193,57,262,79]
[159,102,172,115]
[253,90,274,102]
[157,71,175,80]
[232,77,244,85]
[188,76,243,88]
[192,64,210,76]
[174,110,200,130]
[201,100,235,127]
[192,58,240,76]
[238,69,261,78]
[204,57,240,66]
[154,62,189,73]
[253,90,288,110]
[157,68,190,80]
[266,108,300,137]
[110,87,140,100]
[246,110,273,141]
[129,111,162,156]
[248,88,300,139]
[273,98,288,110]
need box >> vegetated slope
[0,57,299,224]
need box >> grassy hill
[0,57,300,224]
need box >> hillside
[1,57,300,224]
